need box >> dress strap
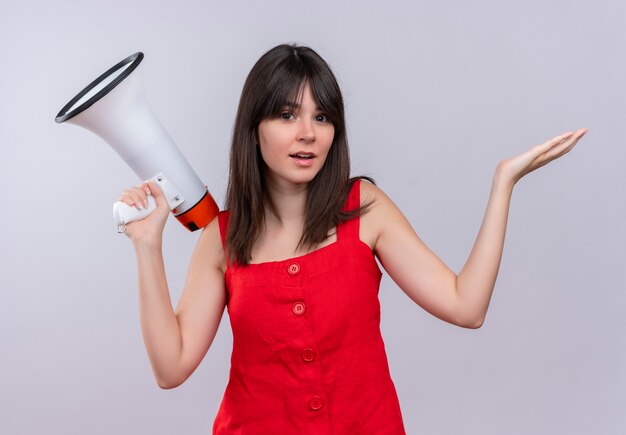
[337,179,361,241]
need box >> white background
[1,0,624,433]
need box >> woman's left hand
[496,128,589,187]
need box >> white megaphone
[55,52,218,233]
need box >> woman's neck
[263,177,308,227]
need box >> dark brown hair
[225,43,374,266]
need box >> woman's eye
[316,114,329,122]
[280,112,294,120]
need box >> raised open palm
[497,128,589,186]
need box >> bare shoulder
[359,178,385,203]
[358,179,397,252]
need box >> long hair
[225,43,374,266]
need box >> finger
[118,192,136,207]
[542,131,574,149]
[129,186,149,208]
[146,180,162,197]
[575,128,589,139]
[562,129,587,145]
[554,129,587,152]
[152,188,169,210]
[534,131,582,162]
[120,189,144,209]
[140,182,151,196]
[542,142,574,162]
[548,128,588,149]
[131,194,144,209]
[533,133,583,167]
[146,182,169,210]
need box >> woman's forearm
[456,129,588,327]
[456,170,514,327]
[133,241,183,388]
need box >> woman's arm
[121,181,227,388]
[362,129,587,328]
[132,220,226,389]
[361,181,475,328]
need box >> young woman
[117,44,587,433]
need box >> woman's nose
[297,118,316,143]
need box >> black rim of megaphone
[55,52,144,123]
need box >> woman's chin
[267,170,320,188]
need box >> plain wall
[1,0,624,433]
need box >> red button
[292,302,306,316]
[309,396,323,410]
[287,263,301,276]
[302,348,316,362]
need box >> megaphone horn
[55,52,219,232]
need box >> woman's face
[257,83,335,188]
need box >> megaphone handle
[113,195,158,233]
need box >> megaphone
[55,52,218,233]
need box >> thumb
[146,180,169,210]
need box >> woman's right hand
[117,180,170,247]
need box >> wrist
[132,235,163,253]
[494,165,516,191]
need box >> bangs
[261,74,308,119]
[256,61,342,126]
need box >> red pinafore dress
[213,180,406,434]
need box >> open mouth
[289,153,315,159]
